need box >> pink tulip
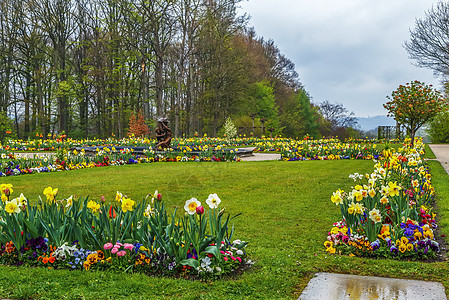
[196,206,204,215]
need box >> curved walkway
[238,147,281,161]
[428,144,449,174]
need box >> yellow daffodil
[0,184,13,195]
[87,200,100,213]
[331,189,344,205]
[387,181,401,197]
[116,191,123,202]
[5,198,20,214]
[380,196,389,205]
[354,202,364,214]
[353,191,363,202]
[43,186,58,202]
[121,197,135,213]
[348,202,364,214]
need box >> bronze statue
[155,118,172,149]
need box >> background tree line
[0,0,359,140]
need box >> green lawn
[0,154,448,299]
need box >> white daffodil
[369,208,382,223]
[144,204,155,218]
[184,197,201,215]
[206,193,221,209]
[15,193,27,206]
[151,190,158,203]
[65,195,73,208]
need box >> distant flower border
[0,147,240,177]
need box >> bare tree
[319,100,358,133]
[405,2,449,76]
[30,0,76,133]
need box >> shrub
[426,111,449,143]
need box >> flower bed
[0,185,251,278]
[324,139,440,259]
[0,146,240,177]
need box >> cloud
[239,0,439,117]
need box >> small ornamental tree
[384,80,447,146]
[223,117,237,139]
[127,111,150,137]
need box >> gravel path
[428,144,449,174]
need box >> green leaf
[179,258,199,269]
[204,245,219,258]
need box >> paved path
[238,147,281,161]
[13,150,282,162]
[428,144,449,174]
[13,152,54,159]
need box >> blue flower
[404,228,414,237]
[370,240,380,251]
[133,243,142,253]
[390,245,398,255]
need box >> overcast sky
[238,0,441,118]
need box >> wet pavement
[299,272,447,300]
[428,144,449,174]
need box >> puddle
[299,272,447,300]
